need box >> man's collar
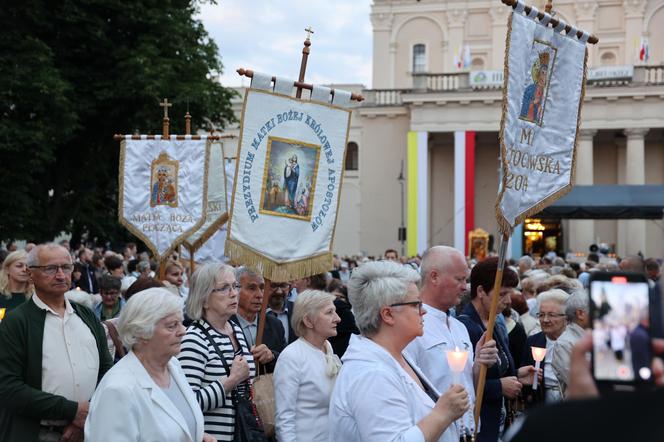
[237,313,257,327]
[32,292,73,316]
[423,303,448,320]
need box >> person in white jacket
[274,289,342,441]
[85,288,215,442]
[329,261,469,442]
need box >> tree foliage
[0,0,235,246]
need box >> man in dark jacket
[0,243,112,442]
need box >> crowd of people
[0,239,662,442]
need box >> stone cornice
[574,1,599,21]
[622,0,647,18]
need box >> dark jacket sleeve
[262,315,287,373]
[458,314,504,402]
[0,311,79,422]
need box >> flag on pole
[454,45,462,70]
[225,74,352,282]
[639,37,650,62]
[495,1,590,235]
[463,44,472,69]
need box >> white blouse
[274,338,340,442]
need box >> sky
[197,0,373,88]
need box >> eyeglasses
[389,300,423,313]
[211,283,242,295]
[29,264,74,276]
[536,312,566,320]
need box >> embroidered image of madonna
[519,42,557,126]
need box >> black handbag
[197,322,267,442]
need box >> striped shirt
[178,318,256,440]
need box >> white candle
[446,347,469,385]
[531,346,547,390]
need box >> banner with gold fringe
[226,83,351,282]
[495,1,589,235]
[118,136,210,261]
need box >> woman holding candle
[0,250,33,312]
[329,261,469,442]
[520,289,569,407]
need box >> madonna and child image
[260,136,320,221]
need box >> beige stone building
[230,0,664,260]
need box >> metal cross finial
[305,26,314,40]
[159,98,172,119]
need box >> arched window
[345,142,359,171]
[600,51,616,66]
[471,57,485,70]
[412,44,426,73]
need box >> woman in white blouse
[274,289,341,442]
[328,261,469,442]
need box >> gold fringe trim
[224,237,333,283]
[182,213,229,252]
[495,14,589,236]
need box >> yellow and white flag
[496,1,589,235]
[226,75,352,282]
[118,136,210,260]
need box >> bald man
[405,246,498,442]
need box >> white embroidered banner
[182,140,230,251]
[496,3,588,235]
[226,88,351,281]
[119,137,210,260]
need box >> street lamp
[398,160,406,257]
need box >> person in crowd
[405,246,498,442]
[384,248,399,262]
[511,290,538,336]
[163,260,188,299]
[178,263,253,441]
[274,290,342,441]
[268,280,297,344]
[645,258,661,283]
[0,243,112,441]
[518,256,535,278]
[125,276,164,300]
[326,279,359,357]
[0,250,33,311]
[94,274,125,321]
[234,266,286,373]
[551,290,589,396]
[77,247,98,294]
[504,293,528,370]
[104,255,125,279]
[92,252,106,282]
[329,261,470,441]
[71,261,86,291]
[457,257,538,441]
[122,258,140,292]
[521,289,569,407]
[85,288,215,442]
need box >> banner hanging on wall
[119,136,210,260]
[496,1,589,235]
[226,82,351,282]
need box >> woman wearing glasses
[329,261,469,441]
[178,263,254,441]
[520,288,569,407]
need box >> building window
[600,51,616,66]
[412,44,426,73]
[345,142,359,171]
[471,57,485,70]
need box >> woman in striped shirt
[178,263,255,441]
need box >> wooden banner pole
[255,278,272,347]
[473,233,510,433]
[296,27,314,99]
[500,0,599,44]
[113,134,236,141]
[160,98,172,137]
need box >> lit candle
[0,308,6,322]
[531,346,547,390]
[446,346,469,385]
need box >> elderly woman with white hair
[520,288,570,407]
[85,288,215,442]
[273,289,341,441]
[177,263,253,441]
[328,261,469,442]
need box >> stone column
[574,2,598,66]
[489,6,510,70]
[619,128,649,255]
[569,130,596,253]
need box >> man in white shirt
[0,243,112,442]
[405,246,498,441]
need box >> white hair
[519,255,535,269]
[26,243,69,267]
[186,263,235,320]
[118,288,183,349]
[291,290,336,338]
[565,289,589,322]
[537,288,569,313]
[348,261,420,337]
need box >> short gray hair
[186,263,235,320]
[137,260,151,273]
[537,288,569,313]
[235,266,262,283]
[291,290,336,338]
[118,288,183,349]
[519,255,535,269]
[27,243,70,267]
[348,261,420,337]
[565,289,589,322]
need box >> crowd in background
[0,238,662,442]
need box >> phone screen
[590,277,651,382]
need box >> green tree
[0,0,236,247]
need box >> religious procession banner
[496,1,589,235]
[182,139,231,252]
[119,136,210,260]
[226,81,351,282]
